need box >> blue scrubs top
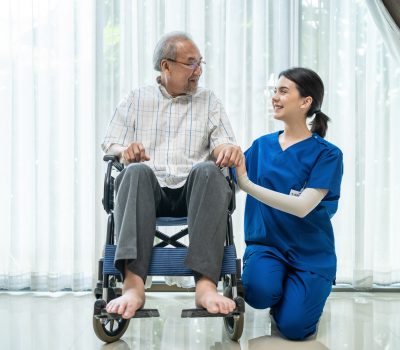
[244,131,343,281]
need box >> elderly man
[102,31,241,319]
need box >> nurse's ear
[300,96,313,112]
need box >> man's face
[161,40,203,96]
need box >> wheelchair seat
[155,217,188,226]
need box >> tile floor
[0,291,400,350]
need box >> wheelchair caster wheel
[223,286,244,341]
[93,315,130,343]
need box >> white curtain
[0,0,96,291]
[1,0,399,291]
[365,0,400,63]
[297,0,400,287]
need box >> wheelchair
[93,155,245,343]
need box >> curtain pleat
[1,0,95,291]
[383,0,400,29]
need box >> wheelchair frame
[93,155,245,343]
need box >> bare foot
[195,277,236,314]
[106,269,145,319]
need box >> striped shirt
[102,84,237,188]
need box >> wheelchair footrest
[181,308,240,318]
[181,296,245,318]
[95,309,160,320]
[94,298,160,320]
[108,309,160,319]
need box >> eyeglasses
[166,58,206,70]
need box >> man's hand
[214,144,243,167]
[121,142,150,163]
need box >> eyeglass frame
[165,58,206,70]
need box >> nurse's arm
[237,174,327,218]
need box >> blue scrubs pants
[242,246,333,340]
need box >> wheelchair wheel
[223,285,244,341]
[93,315,130,343]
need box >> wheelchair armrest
[103,155,124,172]
[103,154,118,162]
[102,155,124,213]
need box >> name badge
[289,189,302,197]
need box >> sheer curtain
[0,1,95,291]
[298,0,400,287]
[365,0,400,62]
[1,0,399,291]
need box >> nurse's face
[271,76,310,121]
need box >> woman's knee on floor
[242,273,282,309]
[275,312,318,340]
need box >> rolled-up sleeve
[101,91,136,153]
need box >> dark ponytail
[279,67,330,138]
[310,111,330,138]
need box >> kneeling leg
[242,249,286,310]
[273,270,332,340]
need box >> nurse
[236,67,343,340]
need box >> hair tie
[314,109,321,115]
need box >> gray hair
[153,31,193,71]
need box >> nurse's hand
[236,157,247,177]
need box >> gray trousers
[113,161,232,284]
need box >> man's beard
[186,80,198,93]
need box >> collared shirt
[102,84,236,188]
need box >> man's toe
[117,302,127,315]
[206,303,219,314]
[123,303,137,318]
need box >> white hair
[152,31,193,71]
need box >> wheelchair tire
[223,286,244,341]
[93,316,130,343]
